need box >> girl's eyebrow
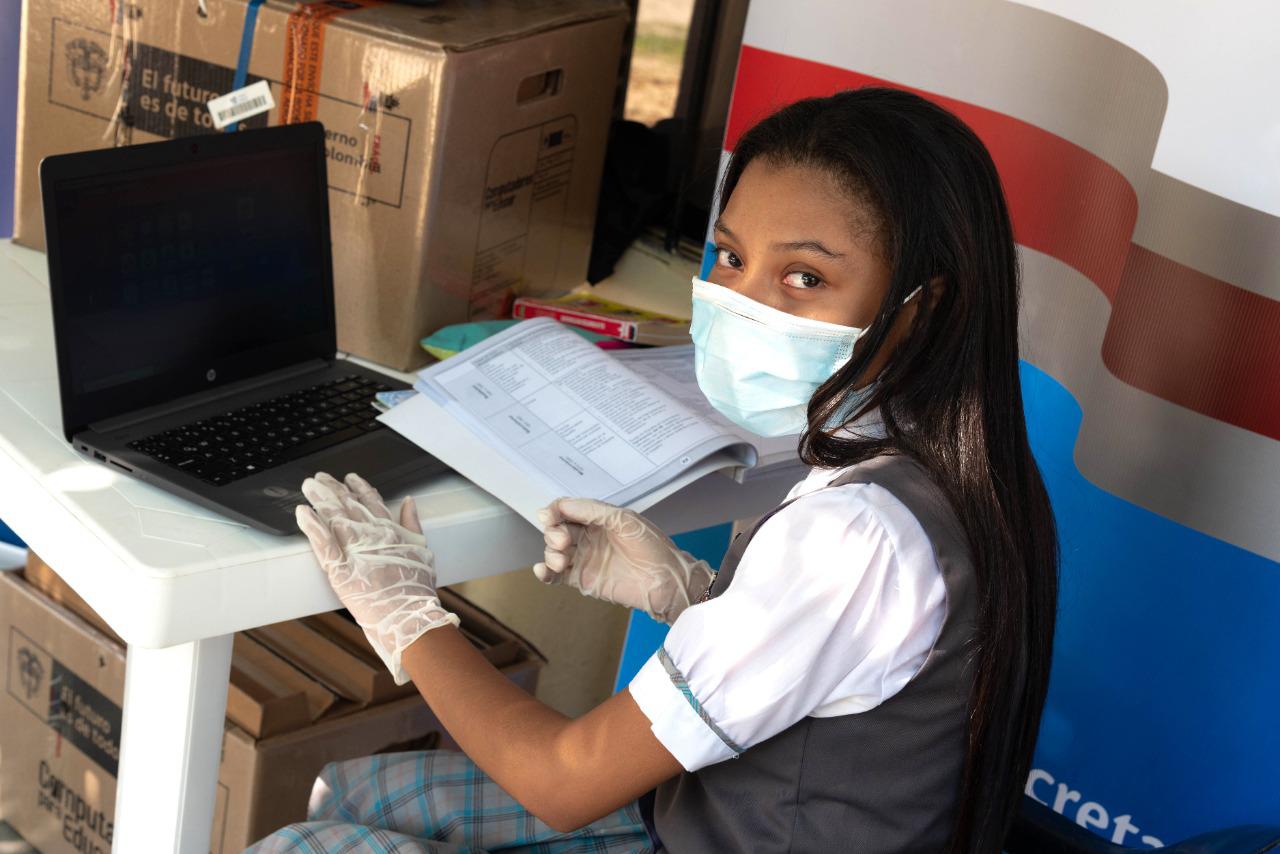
[714,219,845,260]
[713,219,737,240]
[772,239,845,259]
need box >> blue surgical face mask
[689,277,919,437]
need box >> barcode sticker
[207,80,275,130]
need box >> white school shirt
[627,454,948,773]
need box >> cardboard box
[1,564,546,852]
[24,551,339,737]
[12,0,628,370]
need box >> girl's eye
[783,270,824,289]
[716,247,742,270]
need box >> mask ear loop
[835,281,927,371]
[824,280,930,432]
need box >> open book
[379,318,800,526]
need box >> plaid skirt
[245,749,656,854]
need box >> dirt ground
[624,0,695,126]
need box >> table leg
[113,634,233,853]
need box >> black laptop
[40,122,446,535]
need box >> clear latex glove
[296,471,459,685]
[533,498,714,625]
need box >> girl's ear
[924,274,947,309]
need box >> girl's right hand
[533,498,714,625]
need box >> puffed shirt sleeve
[627,482,947,772]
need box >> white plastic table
[0,239,802,853]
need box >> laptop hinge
[91,358,332,434]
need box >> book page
[614,345,801,470]
[380,393,564,527]
[406,319,753,518]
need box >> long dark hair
[721,88,1058,852]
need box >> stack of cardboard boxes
[12,0,628,370]
[0,556,546,853]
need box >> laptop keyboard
[127,374,393,487]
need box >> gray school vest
[642,454,978,853]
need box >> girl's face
[709,158,894,329]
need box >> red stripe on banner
[1104,246,1280,440]
[726,47,1137,299]
[725,46,1280,441]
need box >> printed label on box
[318,111,411,208]
[470,115,578,317]
[50,18,269,138]
[47,18,411,207]
[7,624,53,722]
[207,80,275,130]
[6,626,122,776]
[31,758,115,852]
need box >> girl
[252,87,1058,853]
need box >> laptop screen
[44,125,334,436]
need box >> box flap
[440,586,548,665]
[301,613,419,705]
[228,635,337,738]
[249,618,409,706]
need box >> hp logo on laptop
[206,369,217,382]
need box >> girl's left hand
[534,497,714,625]
[297,471,459,685]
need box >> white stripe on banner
[740,0,1167,193]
